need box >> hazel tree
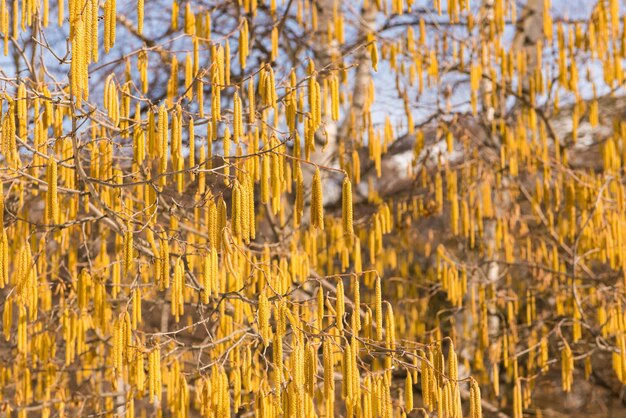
[1,0,626,417]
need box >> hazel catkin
[311,167,324,229]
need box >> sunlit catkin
[46,158,59,225]
[202,249,217,304]
[233,91,243,143]
[104,0,116,53]
[342,176,354,237]
[375,276,383,341]
[258,290,270,345]
[469,377,482,418]
[561,340,573,392]
[137,0,144,34]
[123,224,133,276]
[171,258,184,322]
[311,168,324,229]
[405,372,413,411]
[336,279,345,332]
[149,346,162,403]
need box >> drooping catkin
[342,176,354,237]
[113,316,123,373]
[311,168,324,229]
[336,279,345,332]
[368,32,378,71]
[2,297,12,341]
[172,258,184,322]
[513,379,523,418]
[137,0,144,34]
[233,91,243,144]
[405,372,413,411]
[133,103,145,164]
[247,76,255,123]
[317,285,325,330]
[258,289,270,345]
[132,288,142,329]
[330,74,340,121]
[323,338,334,398]
[351,275,361,332]
[104,0,116,53]
[223,127,231,184]
[138,48,148,93]
[0,217,7,288]
[15,84,26,139]
[448,341,458,381]
[149,346,162,403]
[271,26,279,61]
[247,175,256,241]
[375,276,383,341]
[240,19,249,69]
[231,180,242,237]
[561,340,573,392]
[385,301,396,350]
[46,157,59,225]
[123,223,133,276]
[224,40,231,85]
[202,248,217,304]
[17,305,27,353]
[159,230,170,290]
[469,377,482,418]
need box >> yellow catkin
[172,258,184,322]
[123,224,133,276]
[448,341,458,381]
[132,288,142,329]
[184,2,195,35]
[561,341,573,392]
[342,176,354,237]
[247,76,255,123]
[138,49,148,93]
[323,338,334,398]
[385,302,396,350]
[201,249,215,304]
[336,279,345,332]
[368,33,378,71]
[104,0,116,53]
[17,305,27,353]
[171,0,179,30]
[421,349,431,409]
[271,27,279,61]
[375,276,383,341]
[0,223,6,289]
[46,158,59,225]
[469,377,482,418]
[311,168,324,229]
[16,84,26,139]
[184,53,193,101]
[258,290,270,345]
[223,127,231,184]
[317,285,325,330]
[113,316,123,373]
[3,297,12,340]
[149,346,162,403]
[349,276,360,333]
[405,372,413,411]
[239,21,249,71]
[233,91,243,143]
[330,75,340,120]
[137,0,144,34]
[225,40,231,85]
[513,379,523,418]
